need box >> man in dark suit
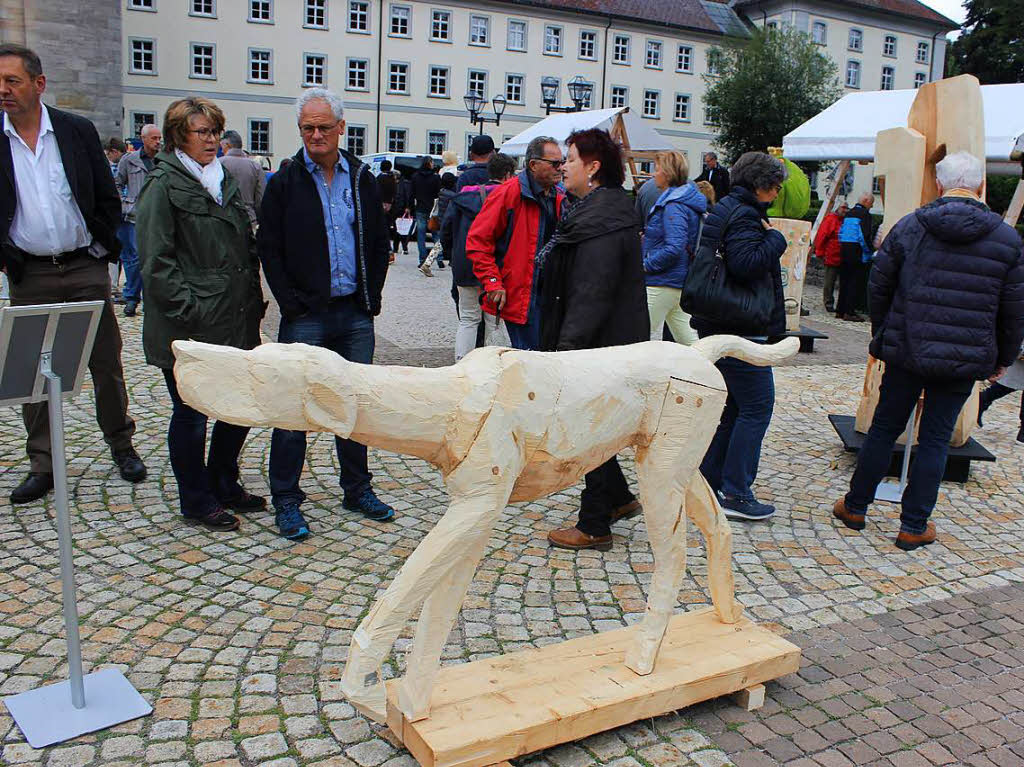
[0,44,146,504]
[695,152,730,204]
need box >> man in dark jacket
[695,152,730,204]
[258,88,393,538]
[410,156,440,266]
[455,134,494,192]
[834,152,1024,551]
[0,44,146,504]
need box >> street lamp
[464,93,508,135]
[541,74,593,115]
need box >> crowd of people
[2,42,1023,556]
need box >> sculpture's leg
[686,473,742,624]
[625,379,727,676]
[341,413,521,723]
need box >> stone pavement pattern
[0,257,1022,766]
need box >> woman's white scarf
[175,148,225,205]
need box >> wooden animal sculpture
[171,335,799,724]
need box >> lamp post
[464,93,508,135]
[541,75,593,115]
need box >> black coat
[695,164,730,204]
[0,105,120,282]
[869,196,1024,382]
[257,148,390,320]
[691,185,788,339]
[538,186,649,352]
[410,168,440,213]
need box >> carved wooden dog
[171,335,798,723]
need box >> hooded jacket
[642,182,707,289]
[538,186,649,352]
[813,211,844,268]
[441,182,505,288]
[410,167,441,213]
[869,196,1024,382]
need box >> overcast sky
[920,0,967,25]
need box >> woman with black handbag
[684,151,788,522]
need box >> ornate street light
[541,74,591,115]
[464,92,507,136]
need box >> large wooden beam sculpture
[172,335,801,754]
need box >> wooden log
[873,127,926,242]
[771,218,812,332]
[732,684,766,711]
[1005,178,1024,227]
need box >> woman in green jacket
[135,96,266,532]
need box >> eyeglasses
[300,122,340,136]
[188,128,221,141]
[533,158,565,169]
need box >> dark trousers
[10,256,135,474]
[162,369,250,518]
[269,296,375,509]
[116,222,143,303]
[575,457,635,538]
[822,264,839,310]
[836,243,862,317]
[845,364,971,535]
[979,382,1023,426]
[415,211,431,264]
[700,358,775,501]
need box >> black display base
[784,325,829,353]
[828,414,995,483]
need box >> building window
[249,0,272,22]
[429,65,449,97]
[706,53,720,76]
[914,71,927,88]
[190,43,215,78]
[811,21,827,45]
[387,128,407,153]
[248,119,270,155]
[248,49,272,83]
[347,125,366,156]
[544,25,562,55]
[703,106,717,126]
[507,20,526,51]
[305,0,326,28]
[129,39,155,74]
[642,89,659,118]
[127,0,154,9]
[579,30,596,60]
[470,15,489,46]
[390,5,410,36]
[676,45,693,73]
[917,41,930,64]
[674,94,691,122]
[883,35,897,57]
[468,69,487,98]
[848,28,862,52]
[388,62,409,94]
[427,130,447,155]
[346,58,368,90]
[431,10,451,41]
[131,111,156,137]
[304,53,326,86]
[505,73,523,103]
[610,85,628,109]
[880,66,894,90]
[872,176,882,195]
[613,35,630,64]
[190,0,215,16]
[348,0,368,31]
[845,60,861,88]
[645,40,662,69]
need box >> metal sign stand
[875,406,919,503]
[2,303,152,748]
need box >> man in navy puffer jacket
[834,151,1024,551]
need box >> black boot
[11,472,54,504]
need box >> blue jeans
[117,221,143,303]
[415,211,430,264]
[845,364,970,534]
[163,369,250,518]
[269,296,375,508]
[700,358,775,501]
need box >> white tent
[498,107,673,157]
[783,83,1024,174]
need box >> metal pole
[40,352,85,709]
[896,404,918,495]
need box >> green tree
[703,26,842,162]
[948,0,1023,84]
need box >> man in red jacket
[813,199,847,314]
[466,136,565,350]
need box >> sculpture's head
[171,341,357,437]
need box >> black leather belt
[29,246,91,264]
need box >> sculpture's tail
[692,335,800,366]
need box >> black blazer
[0,105,121,282]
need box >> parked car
[361,152,443,176]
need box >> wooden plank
[1005,178,1024,227]
[732,684,766,711]
[810,160,849,242]
[386,610,800,767]
[873,127,926,242]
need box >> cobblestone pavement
[1,258,1022,766]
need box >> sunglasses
[533,158,566,169]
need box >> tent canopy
[498,107,673,156]
[783,83,1024,173]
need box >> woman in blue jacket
[643,151,706,345]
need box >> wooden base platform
[385,608,800,767]
[783,325,829,353]
[829,414,995,483]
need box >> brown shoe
[547,526,613,551]
[895,522,936,551]
[833,499,865,530]
[611,499,643,525]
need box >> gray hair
[525,136,558,163]
[295,88,345,123]
[221,129,243,149]
[729,151,787,192]
[936,151,984,192]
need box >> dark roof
[493,0,729,34]
[702,0,752,36]
[733,0,959,29]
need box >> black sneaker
[342,489,395,522]
[719,493,775,521]
[275,504,310,540]
[113,448,147,483]
[185,507,239,532]
[10,472,54,504]
[219,490,267,512]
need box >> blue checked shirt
[304,148,357,297]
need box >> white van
[360,152,443,177]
